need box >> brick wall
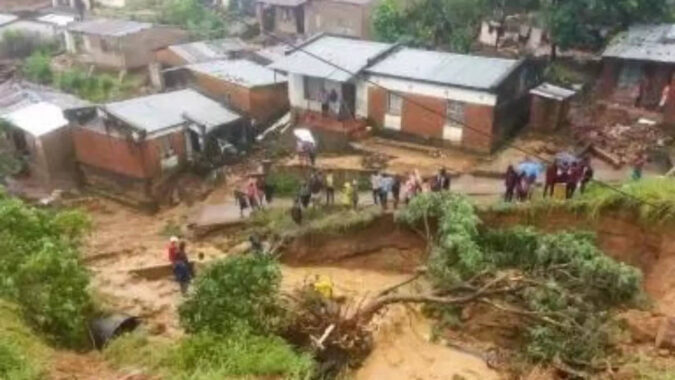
[73,126,186,181]
[155,47,188,67]
[597,60,619,99]
[191,72,288,124]
[367,86,386,127]
[401,93,445,139]
[462,104,494,152]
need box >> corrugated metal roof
[257,0,307,7]
[0,80,90,115]
[366,48,521,90]
[103,89,242,134]
[0,13,18,27]
[530,83,576,100]
[268,35,393,82]
[168,38,252,64]
[67,18,152,37]
[187,59,286,88]
[37,13,76,27]
[3,102,68,137]
[603,24,675,63]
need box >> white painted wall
[367,75,497,106]
[96,0,127,8]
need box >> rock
[148,322,166,336]
[655,317,675,350]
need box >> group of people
[234,176,275,217]
[503,157,594,202]
[167,236,192,295]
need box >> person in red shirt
[167,236,179,263]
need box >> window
[618,63,643,89]
[303,76,324,102]
[158,135,174,158]
[387,92,402,116]
[446,100,465,126]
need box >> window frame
[387,92,402,116]
[446,100,466,127]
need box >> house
[270,34,538,152]
[304,0,379,39]
[51,0,92,12]
[529,83,576,132]
[599,24,675,120]
[257,0,378,38]
[155,38,256,67]
[0,12,66,40]
[65,18,188,70]
[185,59,288,125]
[365,48,536,152]
[257,0,307,35]
[0,80,92,189]
[269,34,395,135]
[72,89,247,206]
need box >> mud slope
[482,210,675,315]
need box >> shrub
[0,192,93,347]
[0,301,50,380]
[0,30,58,59]
[168,332,314,379]
[179,255,285,335]
[267,171,301,197]
[22,51,53,84]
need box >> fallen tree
[286,192,643,377]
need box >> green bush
[0,301,50,380]
[0,191,93,347]
[22,51,53,84]
[168,332,314,380]
[179,255,285,335]
[0,30,58,59]
[159,0,228,39]
[267,171,301,197]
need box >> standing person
[350,179,359,209]
[324,172,335,205]
[167,236,179,263]
[380,174,392,210]
[299,181,311,208]
[370,172,382,205]
[341,181,353,208]
[516,173,527,202]
[580,161,594,194]
[391,175,401,210]
[632,153,646,181]
[436,168,451,191]
[290,198,302,225]
[320,87,329,116]
[234,190,249,218]
[297,140,308,166]
[504,165,518,202]
[566,162,581,199]
[246,178,260,210]
[543,161,557,198]
[174,241,192,295]
[308,142,317,167]
[309,171,323,207]
[263,175,274,205]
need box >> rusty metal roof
[67,18,152,37]
[603,24,675,63]
[0,80,90,115]
[168,38,253,64]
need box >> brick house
[65,18,188,70]
[0,80,92,189]
[72,89,246,206]
[269,34,395,135]
[270,34,537,152]
[364,48,537,153]
[599,24,675,121]
[185,59,288,125]
[257,0,378,38]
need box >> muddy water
[282,265,498,380]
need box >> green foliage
[398,192,643,365]
[0,301,50,380]
[22,51,53,84]
[267,171,301,197]
[373,0,487,52]
[22,51,137,102]
[0,30,58,59]
[0,192,93,347]
[159,0,228,39]
[542,0,670,51]
[168,332,314,380]
[179,255,285,335]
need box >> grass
[0,300,51,380]
[249,205,382,238]
[624,354,675,380]
[103,330,314,380]
[486,178,675,226]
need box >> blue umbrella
[518,161,543,178]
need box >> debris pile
[570,103,672,166]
